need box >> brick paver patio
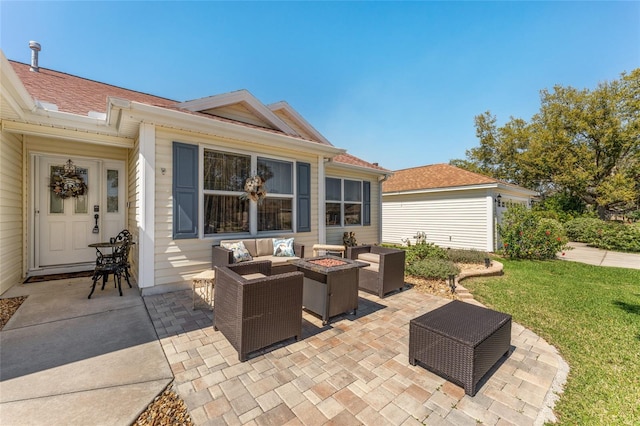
[144,287,566,425]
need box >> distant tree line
[452,68,640,219]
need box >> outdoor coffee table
[293,255,365,325]
[409,300,512,396]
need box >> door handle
[93,214,99,234]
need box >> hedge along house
[0,46,389,296]
[382,164,537,251]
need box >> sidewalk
[0,277,173,425]
[559,242,640,269]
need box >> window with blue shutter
[296,162,311,232]
[173,142,199,239]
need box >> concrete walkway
[0,277,173,425]
[559,242,640,269]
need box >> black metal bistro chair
[88,230,133,298]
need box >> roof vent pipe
[29,41,41,72]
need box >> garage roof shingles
[383,163,498,193]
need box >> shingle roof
[10,61,177,115]
[383,163,498,193]
[332,153,389,172]
[9,60,386,174]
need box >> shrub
[498,205,569,260]
[593,222,640,252]
[564,217,604,242]
[404,242,448,265]
[446,248,488,264]
[406,258,460,280]
[564,218,640,253]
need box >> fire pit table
[293,255,366,325]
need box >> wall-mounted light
[495,193,502,204]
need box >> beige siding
[324,166,382,246]
[202,104,274,129]
[0,131,24,294]
[150,128,321,291]
[382,190,491,251]
[271,110,317,141]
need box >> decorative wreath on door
[49,159,88,199]
[239,175,267,203]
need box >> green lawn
[463,259,640,425]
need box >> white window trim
[200,146,297,238]
[325,177,363,227]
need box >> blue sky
[1,1,638,171]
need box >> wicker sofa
[213,261,304,362]
[346,245,406,298]
[212,238,305,273]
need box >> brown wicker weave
[213,261,304,362]
[293,256,360,325]
[346,245,406,298]
[409,300,511,396]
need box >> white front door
[34,156,126,271]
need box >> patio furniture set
[88,233,512,396]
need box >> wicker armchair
[346,245,406,298]
[213,261,304,362]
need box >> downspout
[378,174,390,244]
[318,157,329,244]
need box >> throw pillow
[221,241,253,263]
[272,238,295,257]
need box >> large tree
[453,69,640,218]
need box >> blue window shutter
[297,162,311,232]
[363,181,371,226]
[173,142,198,239]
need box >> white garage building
[382,164,538,251]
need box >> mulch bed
[0,296,27,330]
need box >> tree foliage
[453,69,640,218]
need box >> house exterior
[0,48,389,296]
[382,163,538,251]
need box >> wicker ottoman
[409,300,512,396]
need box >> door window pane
[49,165,64,213]
[258,198,292,231]
[73,167,88,214]
[204,194,249,234]
[107,169,119,213]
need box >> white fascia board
[177,89,298,136]
[383,183,501,197]
[267,101,334,146]
[0,50,37,117]
[495,183,538,197]
[125,100,345,157]
[1,120,133,148]
[327,160,390,178]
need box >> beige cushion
[358,253,380,264]
[241,273,267,280]
[256,239,274,257]
[257,255,300,265]
[364,263,379,273]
